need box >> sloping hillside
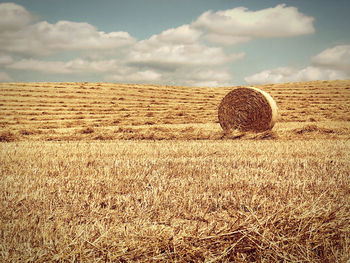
[0,80,349,140]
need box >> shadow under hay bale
[218,87,278,132]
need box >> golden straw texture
[218,87,278,132]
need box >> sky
[0,0,349,86]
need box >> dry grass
[0,140,349,262]
[0,80,349,141]
[0,80,350,261]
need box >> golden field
[0,80,349,141]
[0,80,350,262]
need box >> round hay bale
[218,87,278,132]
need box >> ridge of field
[0,80,350,140]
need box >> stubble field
[0,80,350,262]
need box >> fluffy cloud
[0,2,33,30]
[179,68,233,87]
[244,66,345,84]
[106,70,162,84]
[144,24,202,46]
[105,57,234,86]
[0,21,136,55]
[0,3,136,55]
[311,45,350,73]
[3,2,332,87]
[107,67,233,87]
[245,45,350,84]
[129,42,244,70]
[128,24,244,71]
[123,24,244,85]
[0,3,239,86]
[8,58,119,74]
[192,4,315,45]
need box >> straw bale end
[218,87,278,132]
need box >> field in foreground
[0,80,350,262]
[1,140,349,262]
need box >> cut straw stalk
[218,87,278,132]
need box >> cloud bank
[8,58,119,74]
[0,2,249,85]
[0,4,135,55]
[0,2,33,30]
[2,2,346,86]
[245,45,350,84]
[191,4,315,45]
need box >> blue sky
[0,0,349,86]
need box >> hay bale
[218,87,278,132]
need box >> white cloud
[204,34,251,45]
[107,70,162,83]
[129,25,202,57]
[311,45,350,73]
[0,71,12,81]
[0,4,136,55]
[5,16,241,86]
[0,2,33,30]
[245,45,350,84]
[124,24,244,85]
[33,21,135,51]
[8,58,119,74]
[180,68,233,87]
[245,66,346,84]
[192,4,315,45]
[129,42,244,70]
[108,22,241,86]
[147,24,202,45]
[106,66,233,87]
[1,3,323,87]
[1,21,135,55]
[128,24,244,70]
